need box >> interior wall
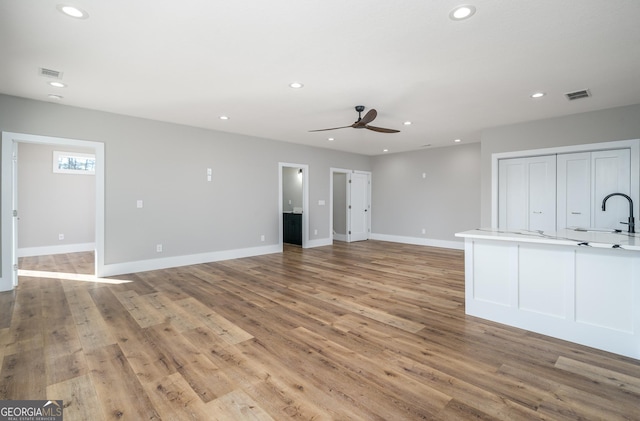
[18,143,95,250]
[282,167,303,212]
[370,142,481,243]
[480,103,640,226]
[332,173,347,236]
[0,94,370,268]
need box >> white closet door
[498,155,556,231]
[592,149,631,229]
[557,152,591,229]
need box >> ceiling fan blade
[308,125,353,132]
[365,125,400,133]
[355,109,377,127]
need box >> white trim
[102,244,281,277]
[370,233,464,250]
[18,243,95,258]
[491,138,640,229]
[333,233,348,242]
[305,238,333,248]
[1,131,105,292]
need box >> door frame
[278,162,309,249]
[330,168,372,243]
[1,132,105,291]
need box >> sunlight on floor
[18,269,132,284]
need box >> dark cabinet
[283,213,302,245]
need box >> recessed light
[383,149,389,152]
[449,5,476,20]
[531,92,545,98]
[48,81,66,88]
[289,82,304,89]
[403,121,412,126]
[47,94,63,100]
[454,139,462,143]
[56,4,89,19]
[219,115,229,120]
[422,144,431,148]
[328,137,334,141]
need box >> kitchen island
[455,228,640,359]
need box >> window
[53,151,96,174]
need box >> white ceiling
[1,1,640,156]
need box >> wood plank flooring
[2,242,639,420]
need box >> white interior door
[348,172,370,242]
[557,152,591,229]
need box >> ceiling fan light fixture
[449,5,476,20]
[57,4,89,19]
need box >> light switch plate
[137,200,143,208]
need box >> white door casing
[1,131,105,292]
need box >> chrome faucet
[602,193,635,233]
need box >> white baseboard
[18,242,95,257]
[101,244,282,277]
[305,238,333,248]
[333,233,348,242]
[369,233,464,250]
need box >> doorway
[330,168,371,243]
[278,163,309,248]
[1,132,105,291]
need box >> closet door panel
[557,152,591,229]
[593,149,631,229]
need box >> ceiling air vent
[565,89,591,101]
[39,67,63,79]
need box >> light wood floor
[2,241,639,420]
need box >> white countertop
[455,228,640,251]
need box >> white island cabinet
[455,229,640,359]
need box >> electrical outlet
[314,229,318,235]
[260,235,265,242]
[137,200,143,208]
[421,228,426,234]
[156,244,163,252]
[58,233,64,240]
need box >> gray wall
[480,103,640,226]
[332,173,347,236]
[0,94,370,266]
[282,167,303,212]
[371,143,481,242]
[18,143,95,249]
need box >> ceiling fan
[309,105,400,133]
